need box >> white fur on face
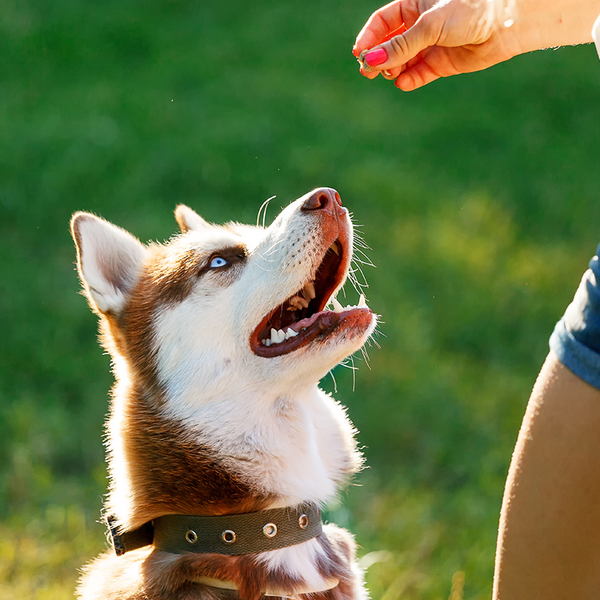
[152,197,373,505]
[154,196,373,397]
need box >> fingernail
[364,48,388,67]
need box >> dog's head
[71,188,376,404]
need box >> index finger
[353,0,405,56]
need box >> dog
[71,187,377,600]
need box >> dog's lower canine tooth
[331,297,344,313]
[358,294,367,307]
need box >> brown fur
[97,239,270,530]
[111,382,272,528]
[73,201,368,600]
[79,525,357,600]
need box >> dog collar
[107,504,322,557]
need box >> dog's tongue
[289,311,323,333]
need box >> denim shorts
[550,244,600,390]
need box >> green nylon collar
[107,504,322,557]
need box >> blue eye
[209,256,228,268]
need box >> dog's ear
[175,204,212,234]
[70,212,146,315]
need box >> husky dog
[71,188,377,600]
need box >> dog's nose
[301,188,342,213]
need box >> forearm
[493,352,600,600]
[505,0,600,56]
[353,0,600,91]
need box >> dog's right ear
[70,212,146,315]
[175,204,212,234]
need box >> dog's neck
[105,368,362,532]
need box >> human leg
[493,247,600,600]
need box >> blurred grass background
[1,0,599,597]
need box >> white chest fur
[162,384,362,507]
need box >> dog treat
[358,49,377,73]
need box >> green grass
[1,0,599,597]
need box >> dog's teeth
[285,328,298,340]
[290,295,309,310]
[331,297,344,313]
[303,282,316,300]
[358,294,367,307]
[330,241,340,256]
[265,339,271,347]
[269,328,286,344]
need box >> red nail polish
[364,48,388,67]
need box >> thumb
[364,16,439,70]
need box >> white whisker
[328,370,338,394]
[354,248,375,268]
[350,262,370,290]
[253,261,278,272]
[360,346,371,370]
[339,357,358,371]
[257,195,276,228]
[263,239,286,257]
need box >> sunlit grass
[0,504,104,599]
[1,0,599,597]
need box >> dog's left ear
[71,212,146,316]
[175,204,212,234]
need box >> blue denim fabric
[550,245,600,390]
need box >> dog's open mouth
[250,239,372,358]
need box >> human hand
[594,13,600,57]
[353,0,518,91]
